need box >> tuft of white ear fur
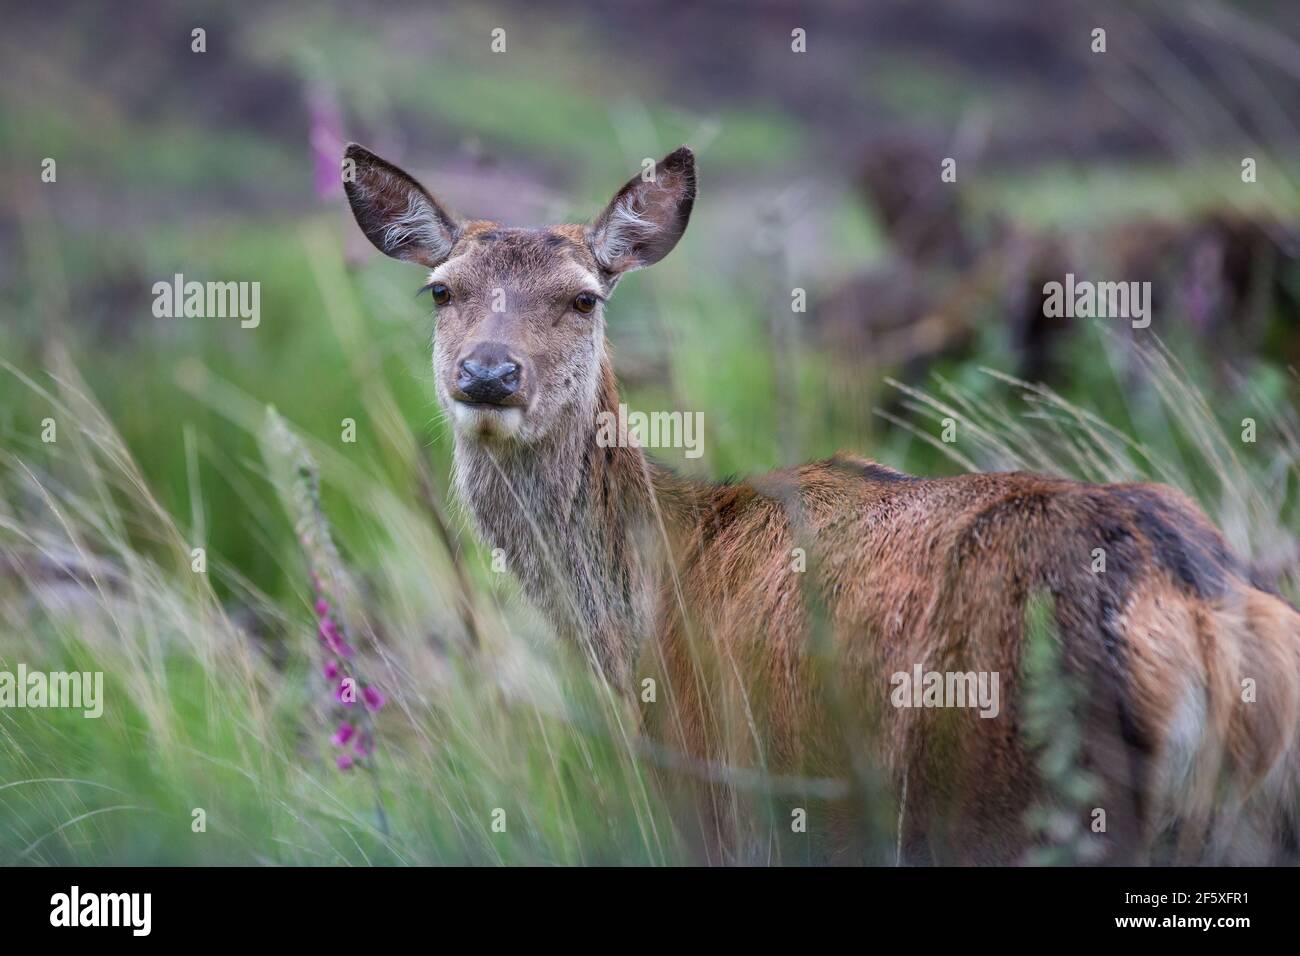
[588,146,696,274]
[379,192,455,263]
[592,202,657,270]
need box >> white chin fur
[451,401,525,440]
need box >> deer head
[342,144,696,446]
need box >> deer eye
[429,283,451,306]
[573,292,598,314]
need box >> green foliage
[1018,591,1101,865]
[3,2,1298,865]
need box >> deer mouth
[447,384,529,410]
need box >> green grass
[3,3,1300,864]
[3,242,1297,863]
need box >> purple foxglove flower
[308,85,344,200]
[323,659,340,681]
[331,722,356,747]
[336,753,354,771]
[362,685,386,712]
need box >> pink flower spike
[323,660,340,681]
[330,722,356,747]
[319,618,339,642]
[362,685,386,712]
[336,753,354,771]
[315,598,330,617]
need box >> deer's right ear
[342,143,460,267]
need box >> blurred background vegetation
[1,0,1298,864]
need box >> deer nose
[456,346,521,405]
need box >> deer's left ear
[342,143,461,268]
[588,146,696,274]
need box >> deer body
[345,144,1300,863]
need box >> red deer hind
[343,143,1300,864]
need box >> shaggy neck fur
[452,357,709,688]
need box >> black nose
[456,346,521,405]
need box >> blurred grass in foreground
[1,296,1295,862]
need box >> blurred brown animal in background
[814,135,1300,391]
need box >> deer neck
[452,358,708,687]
